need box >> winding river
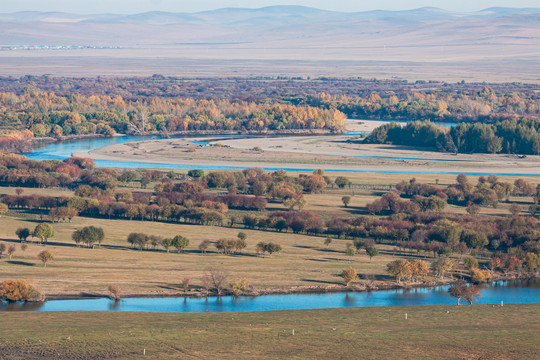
[1,280,538,313]
[24,132,540,177]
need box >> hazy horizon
[1,0,539,14]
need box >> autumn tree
[431,257,456,278]
[0,203,8,216]
[386,260,411,283]
[182,278,191,293]
[409,259,429,281]
[7,245,15,259]
[108,285,121,300]
[341,267,358,286]
[230,278,249,297]
[342,196,351,207]
[198,239,211,254]
[448,281,481,305]
[38,250,54,267]
[0,280,43,302]
[508,203,522,216]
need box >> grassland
[0,170,537,298]
[0,304,538,359]
[0,210,400,297]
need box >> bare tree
[206,266,229,296]
[108,285,121,300]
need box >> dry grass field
[0,304,538,359]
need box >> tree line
[364,119,540,155]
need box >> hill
[0,6,539,81]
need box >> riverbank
[80,135,540,176]
[42,272,537,301]
[1,304,538,359]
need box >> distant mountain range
[0,6,538,81]
[1,6,538,47]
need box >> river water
[23,133,540,177]
[1,279,538,313]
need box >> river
[23,133,540,177]
[1,279,538,313]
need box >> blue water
[27,135,162,161]
[1,280,538,313]
[22,134,540,177]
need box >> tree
[460,230,488,249]
[448,281,481,305]
[198,239,211,254]
[386,260,411,283]
[235,238,247,253]
[335,176,351,188]
[366,247,379,262]
[15,227,30,242]
[409,259,429,281]
[466,204,480,215]
[463,257,478,270]
[237,232,247,241]
[72,226,105,248]
[0,203,8,216]
[7,245,15,259]
[205,266,229,296]
[38,250,54,267]
[324,237,332,247]
[341,267,358,286]
[0,280,42,302]
[108,285,121,300]
[508,203,522,216]
[265,242,282,256]
[431,257,456,278]
[161,238,173,253]
[345,244,355,259]
[448,281,466,305]
[257,241,282,257]
[230,278,249,297]
[33,223,55,244]
[341,196,351,207]
[127,232,148,250]
[172,235,189,253]
[182,278,191,293]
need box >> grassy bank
[0,304,538,359]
